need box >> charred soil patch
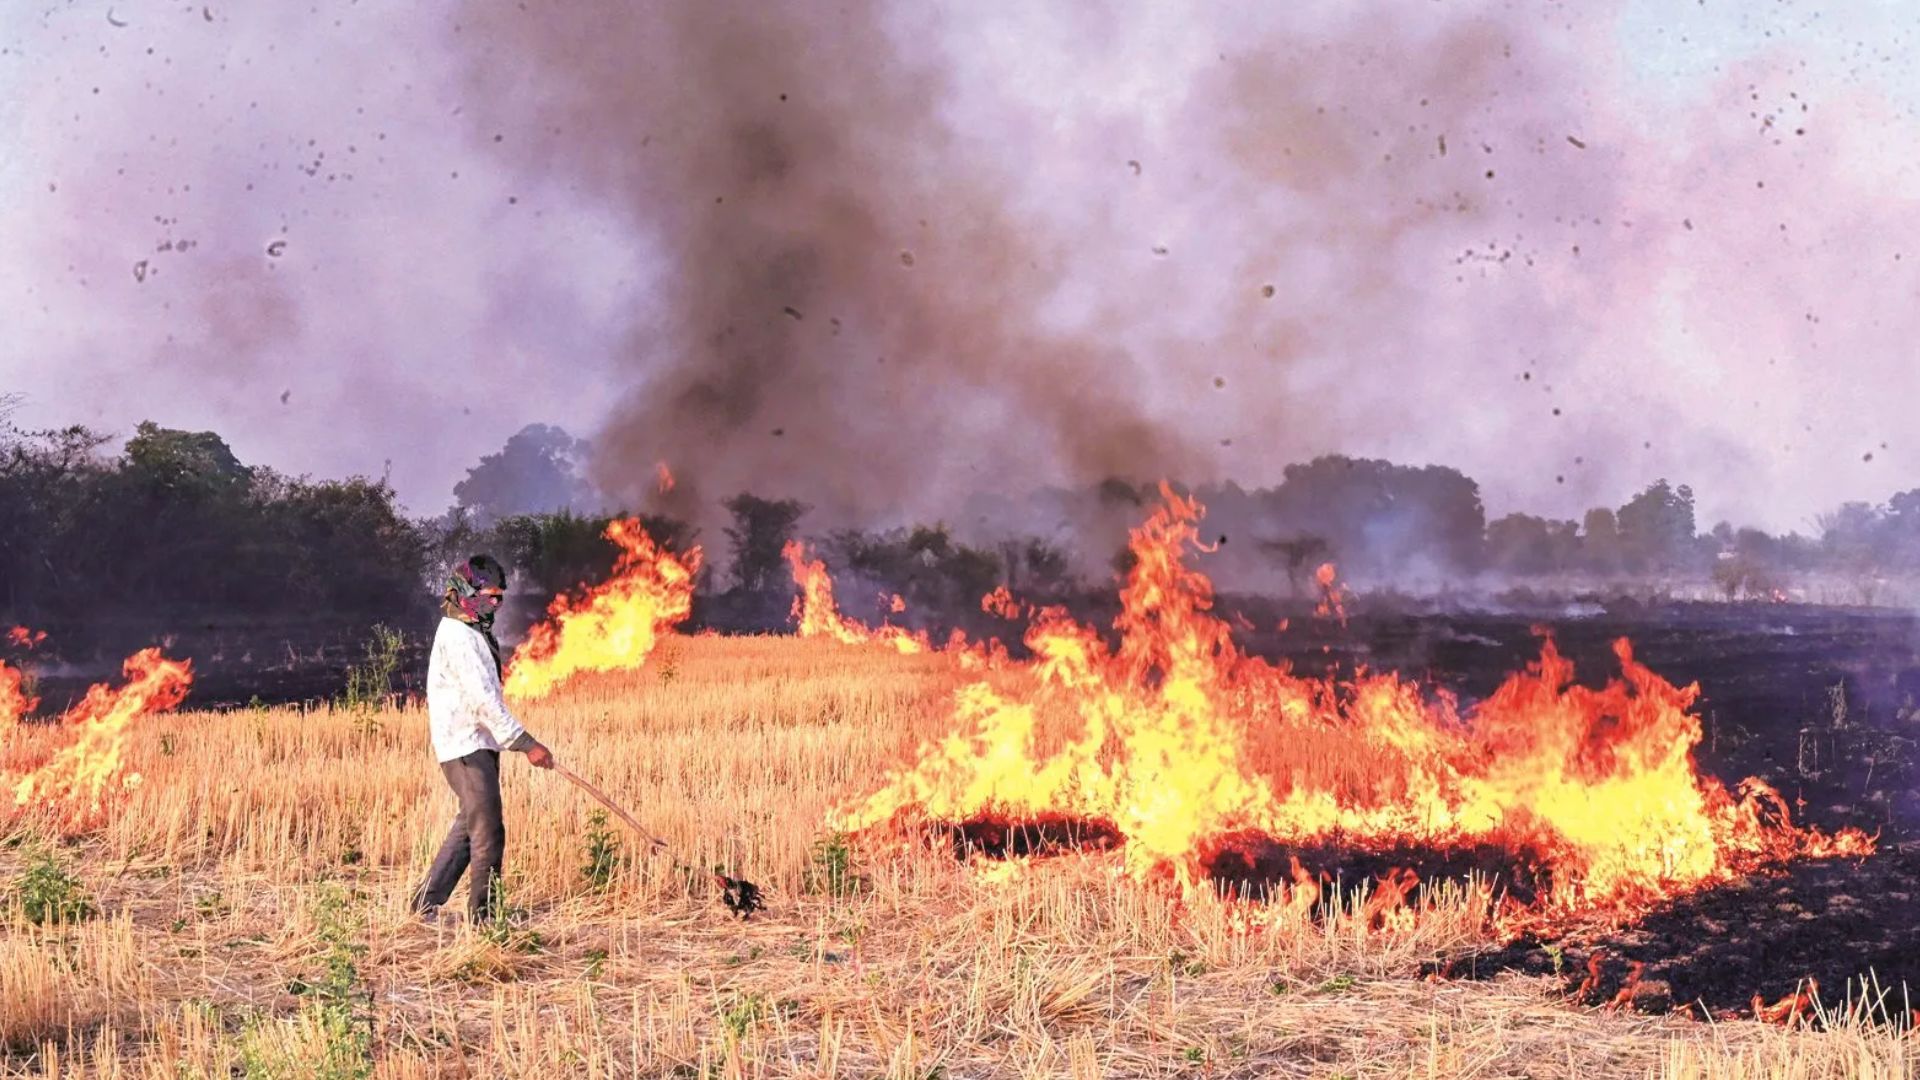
[1200,831,1556,907]
[1434,844,1920,1021]
[940,814,1125,859]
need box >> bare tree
[1259,535,1331,599]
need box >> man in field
[410,554,556,925]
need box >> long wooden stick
[549,761,765,916]
[552,763,669,853]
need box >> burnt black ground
[949,813,1920,1019]
[1199,832,1556,906]
[943,814,1125,859]
[1431,844,1920,1020]
[1254,605,1920,1021]
[952,813,1920,1020]
[11,616,430,714]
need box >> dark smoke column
[456,0,1196,523]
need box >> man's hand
[525,742,556,770]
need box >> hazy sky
[3,0,1917,533]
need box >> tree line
[5,415,1919,633]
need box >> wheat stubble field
[1,633,1913,1079]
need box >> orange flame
[784,540,927,654]
[7,625,47,650]
[1607,961,1648,1012]
[11,648,191,818]
[1362,867,1421,930]
[1573,951,1608,1001]
[656,462,675,494]
[1313,562,1349,627]
[503,518,701,700]
[837,488,1870,917]
[1,658,37,733]
[981,586,1021,620]
[1753,980,1818,1025]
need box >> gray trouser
[411,749,505,921]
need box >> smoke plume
[4,1,1916,531]
[451,0,1919,532]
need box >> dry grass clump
[0,633,1914,1077]
[0,912,147,1053]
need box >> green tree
[1580,507,1621,574]
[1267,456,1486,575]
[105,423,258,610]
[722,493,809,594]
[489,510,696,599]
[1001,536,1075,598]
[1615,479,1697,571]
[271,476,426,613]
[1485,514,1579,576]
[453,423,596,522]
[124,421,251,495]
[0,423,112,611]
[1,420,427,621]
[827,523,1003,614]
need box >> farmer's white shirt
[427,617,531,763]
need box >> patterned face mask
[444,562,505,631]
[444,560,507,677]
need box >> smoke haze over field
[4,1,1919,531]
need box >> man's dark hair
[467,554,508,590]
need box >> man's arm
[456,631,554,767]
